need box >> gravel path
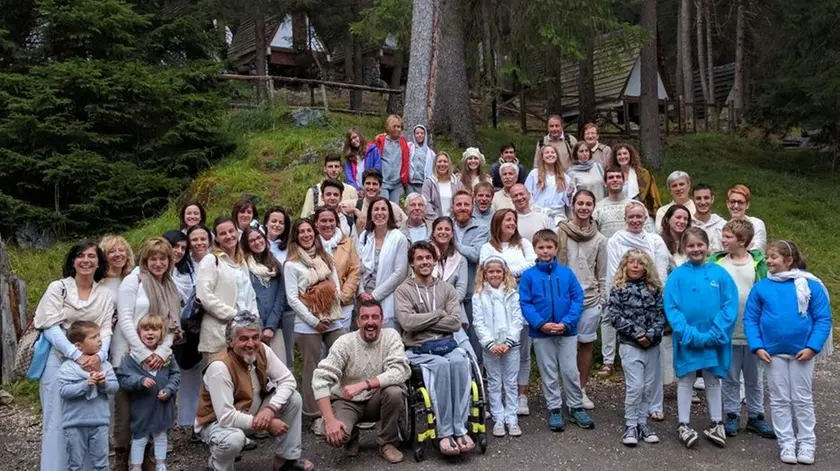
[2,358,839,471]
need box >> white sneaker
[517,395,530,416]
[694,377,705,390]
[797,447,815,465]
[311,417,325,436]
[780,448,798,464]
[508,424,523,437]
[581,389,595,410]
[492,423,506,437]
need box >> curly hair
[613,248,662,292]
[474,258,517,294]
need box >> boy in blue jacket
[519,229,593,432]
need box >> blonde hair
[613,248,662,292]
[434,152,454,180]
[474,260,517,294]
[136,313,167,347]
[536,145,567,192]
[136,237,175,281]
[99,235,135,278]
[385,114,404,133]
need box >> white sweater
[479,240,536,277]
[112,268,174,367]
[195,253,258,353]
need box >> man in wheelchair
[311,299,411,464]
[395,241,476,457]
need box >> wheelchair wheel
[477,433,488,454]
[466,354,488,453]
[413,444,426,462]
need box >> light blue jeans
[532,335,583,410]
[64,425,109,471]
[380,185,405,204]
[723,344,765,416]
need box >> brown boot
[379,444,404,464]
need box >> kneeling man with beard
[312,299,411,463]
[195,311,313,471]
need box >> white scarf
[625,167,640,199]
[768,269,833,358]
[246,256,276,288]
[612,229,657,259]
[479,285,516,344]
[320,231,343,255]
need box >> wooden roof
[228,16,285,68]
[558,41,640,110]
[693,62,735,105]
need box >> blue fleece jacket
[57,360,119,429]
[664,261,738,378]
[344,144,383,191]
[519,258,584,338]
[743,278,832,356]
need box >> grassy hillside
[9,109,840,314]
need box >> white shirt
[439,181,453,217]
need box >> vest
[194,346,270,427]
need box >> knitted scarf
[569,160,595,173]
[320,231,343,255]
[556,220,598,265]
[298,247,333,286]
[767,269,833,359]
[246,255,276,288]
[138,270,181,333]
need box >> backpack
[311,185,320,208]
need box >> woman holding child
[34,241,116,471]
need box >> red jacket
[373,133,410,186]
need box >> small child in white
[116,314,181,471]
[607,249,665,447]
[57,320,119,471]
[472,256,524,437]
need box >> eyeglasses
[728,200,747,206]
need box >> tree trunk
[732,0,745,122]
[679,0,693,125]
[254,6,268,101]
[387,48,405,114]
[705,1,716,126]
[545,47,563,114]
[404,0,438,144]
[578,42,596,124]
[0,237,27,385]
[640,0,662,170]
[350,36,364,110]
[696,0,709,107]
[432,0,478,147]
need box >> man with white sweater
[692,183,727,252]
[194,311,311,471]
[511,184,552,243]
[312,299,411,463]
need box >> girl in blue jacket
[664,227,738,450]
[743,240,832,465]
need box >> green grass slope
[9,110,840,314]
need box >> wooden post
[623,100,630,135]
[519,88,527,133]
[715,103,721,132]
[320,84,329,112]
[677,97,683,134]
[664,98,670,136]
[692,103,698,133]
[309,83,316,106]
[0,237,27,385]
[728,102,735,133]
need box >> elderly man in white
[194,311,313,471]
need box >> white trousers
[766,355,816,451]
[677,370,722,424]
[485,346,520,426]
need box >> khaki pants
[333,386,406,446]
[295,329,346,416]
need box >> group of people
[32,114,832,470]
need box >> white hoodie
[693,213,727,252]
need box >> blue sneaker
[746,413,776,439]
[569,408,594,429]
[725,413,740,436]
[548,408,565,431]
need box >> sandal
[274,457,315,471]
[597,365,614,377]
[455,435,475,453]
[649,411,665,422]
[438,437,461,456]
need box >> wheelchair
[398,349,488,462]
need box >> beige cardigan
[195,252,258,353]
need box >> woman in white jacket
[479,209,537,278]
[472,256,524,437]
[284,218,344,433]
[112,236,182,468]
[357,196,409,328]
[195,217,259,358]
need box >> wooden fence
[217,74,403,116]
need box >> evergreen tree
[0,0,233,238]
